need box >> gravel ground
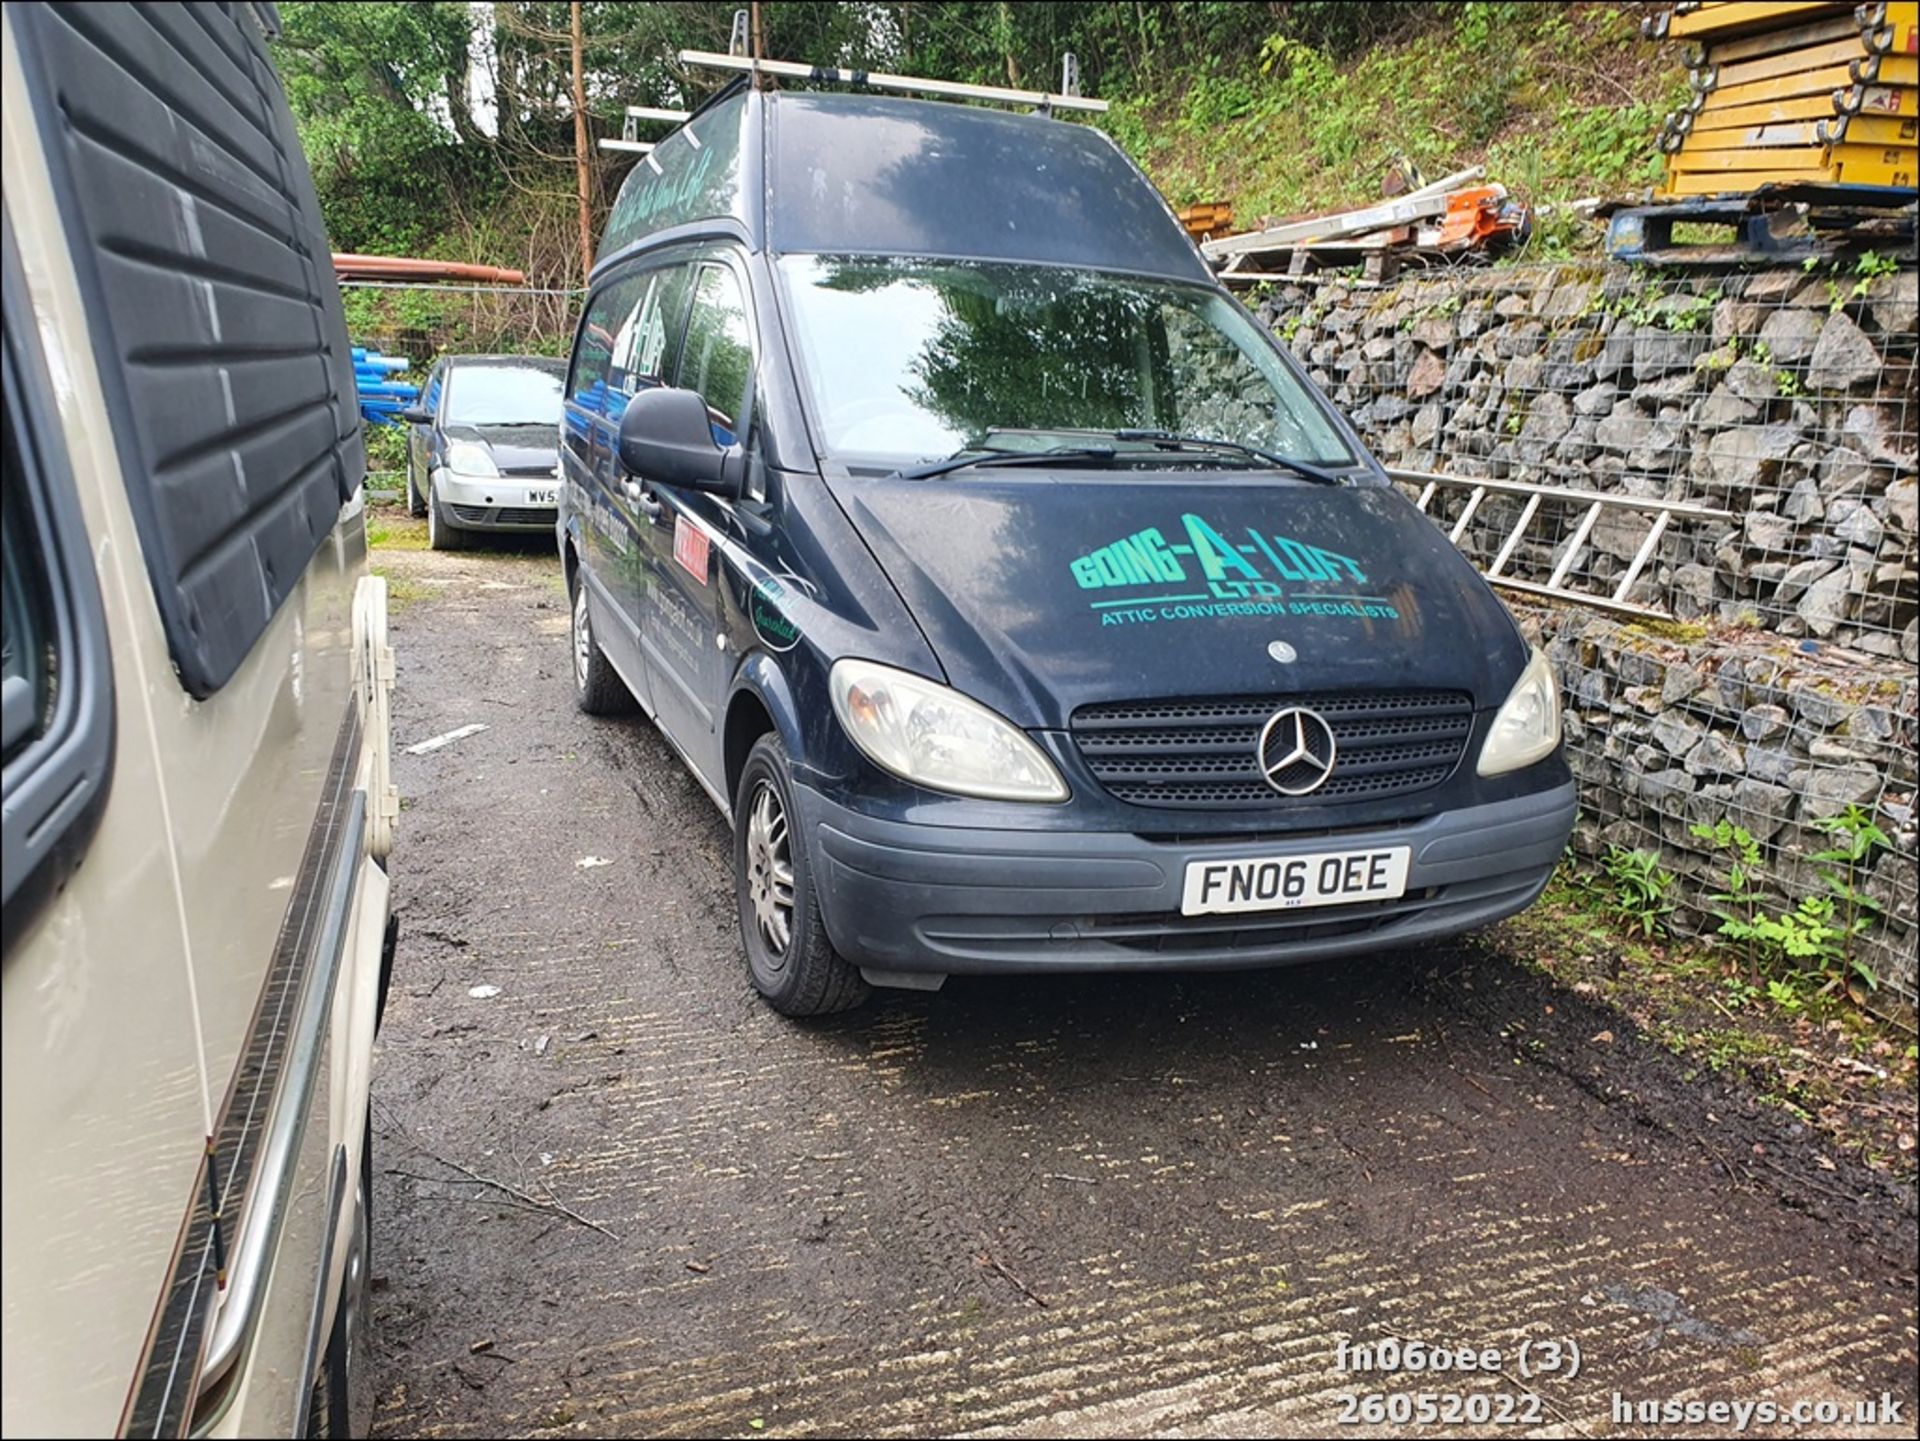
[367,529,1917,1439]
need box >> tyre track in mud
[367,538,1916,1439]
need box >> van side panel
[2,34,213,1431]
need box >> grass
[373,568,434,614]
[1111,2,1686,256]
[1496,863,1918,1177]
[368,513,428,551]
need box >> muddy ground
[368,529,1916,1439]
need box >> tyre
[735,734,870,1016]
[307,1121,373,1439]
[405,453,424,517]
[570,572,633,716]
[426,486,467,551]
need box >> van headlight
[829,659,1069,802]
[1476,646,1562,777]
[445,440,498,477]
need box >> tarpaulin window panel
[12,1,364,698]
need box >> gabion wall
[1259,261,1918,1009]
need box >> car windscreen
[444,365,565,426]
[777,256,1356,469]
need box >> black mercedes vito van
[558,82,1576,1015]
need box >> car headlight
[1477,646,1562,777]
[829,659,1069,802]
[445,440,498,477]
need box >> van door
[635,260,754,789]
[563,261,695,709]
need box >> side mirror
[400,405,431,425]
[617,387,743,497]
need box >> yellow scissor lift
[1608,1,1917,260]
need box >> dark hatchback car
[404,354,566,549]
[558,84,1576,1016]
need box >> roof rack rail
[674,49,1109,114]
[599,103,695,155]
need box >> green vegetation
[275,1,1686,352]
[1595,845,1677,940]
[1691,806,1892,1006]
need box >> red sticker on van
[674,515,710,584]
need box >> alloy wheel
[745,780,795,962]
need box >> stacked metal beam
[1646,1,1918,196]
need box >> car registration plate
[526,487,558,505]
[1181,846,1411,917]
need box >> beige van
[1,3,396,1435]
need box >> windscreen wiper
[1112,430,1346,486]
[895,445,1121,481]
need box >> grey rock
[1796,567,1853,636]
[1745,746,1797,786]
[1515,391,1573,464]
[1758,305,1822,363]
[1744,509,1795,552]
[1409,313,1456,351]
[1595,404,1653,455]
[1722,357,1779,400]
[1740,704,1789,742]
[1807,311,1881,391]
[1572,380,1618,417]
[1842,405,1917,470]
[1830,499,1885,550]
[1866,269,1917,339]
[1652,709,1705,757]
[1628,420,1684,475]
[1685,732,1744,778]
[1411,402,1444,448]
[1819,445,1874,498]
[1703,424,1800,491]
[1775,557,1838,605]
[1729,778,1796,842]
[1802,764,1881,820]
[1633,326,1709,379]
[1540,279,1598,320]
[1362,334,1396,362]
[1638,768,1695,807]
[1693,388,1762,429]
[1662,660,1707,704]
[1670,567,1718,619]
[1881,478,1917,532]
[1788,681,1848,729]
[1781,476,1824,524]
[1593,506,1655,560]
[1712,298,1763,344]
[1846,705,1897,743]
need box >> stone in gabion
[1739,704,1790,742]
[1802,764,1882,819]
[1796,568,1854,636]
[1808,311,1882,392]
[1757,306,1822,363]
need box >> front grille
[1070,690,1475,809]
[449,503,553,526]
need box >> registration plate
[526,487,558,505]
[1181,846,1411,916]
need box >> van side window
[571,265,693,421]
[680,266,753,448]
[1,241,114,936]
[1,440,54,764]
[423,364,444,416]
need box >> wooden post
[751,1,768,87]
[570,0,592,282]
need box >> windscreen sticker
[1070,513,1403,626]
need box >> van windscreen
[778,257,1354,470]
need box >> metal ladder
[1389,468,1733,619]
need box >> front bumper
[434,468,559,531]
[796,780,1578,976]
